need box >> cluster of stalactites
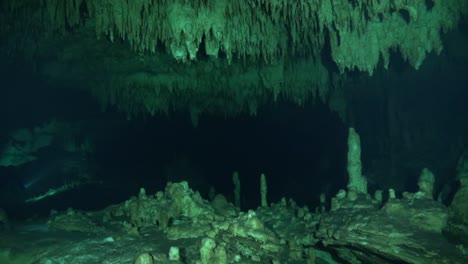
[4,0,466,73]
[89,56,330,119]
[87,0,328,64]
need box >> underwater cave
[0,1,468,263]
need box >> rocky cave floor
[0,181,466,264]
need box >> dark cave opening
[0,70,349,218]
[99,98,347,209]
[93,97,349,212]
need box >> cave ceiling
[1,0,466,119]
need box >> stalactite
[5,0,467,70]
[1,0,467,117]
